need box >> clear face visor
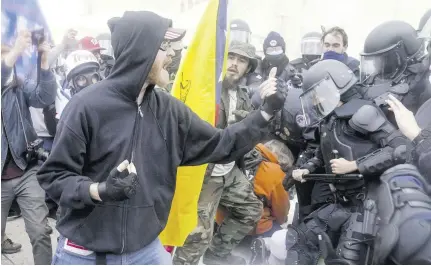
[301,37,323,55]
[360,48,406,84]
[299,77,341,126]
[230,30,251,44]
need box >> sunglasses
[159,41,171,51]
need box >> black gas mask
[70,70,101,96]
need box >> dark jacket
[1,62,57,172]
[217,85,251,129]
[36,11,270,254]
[343,54,360,77]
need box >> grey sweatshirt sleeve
[23,69,57,108]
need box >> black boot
[285,225,320,265]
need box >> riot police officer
[251,72,318,219]
[359,20,431,115]
[285,59,410,265]
[290,31,323,73]
[373,95,431,265]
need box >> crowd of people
[1,5,431,266]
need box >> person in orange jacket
[216,140,292,237]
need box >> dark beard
[222,76,240,89]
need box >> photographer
[1,30,55,264]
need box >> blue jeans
[53,236,172,265]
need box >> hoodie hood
[106,11,171,100]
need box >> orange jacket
[216,144,290,235]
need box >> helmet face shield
[301,37,322,56]
[299,77,341,127]
[230,30,251,44]
[360,43,407,84]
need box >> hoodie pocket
[74,204,123,253]
[125,205,163,251]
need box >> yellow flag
[159,0,229,246]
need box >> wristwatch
[412,129,431,146]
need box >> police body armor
[360,57,431,116]
[320,99,380,173]
[373,164,431,265]
[319,99,379,197]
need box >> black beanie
[263,31,286,53]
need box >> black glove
[261,79,287,115]
[98,160,138,202]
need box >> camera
[31,28,45,46]
[26,138,49,163]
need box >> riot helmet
[300,59,358,126]
[301,31,323,63]
[230,19,252,44]
[360,20,423,85]
[65,50,101,96]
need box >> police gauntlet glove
[98,160,139,202]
